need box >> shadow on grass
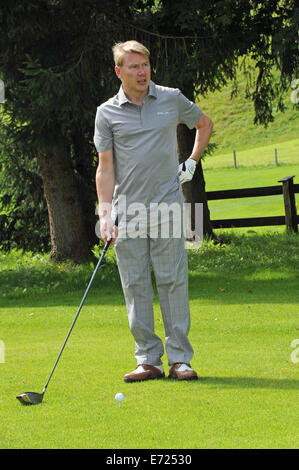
[198,376,299,390]
[188,272,299,305]
[1,270,299,309]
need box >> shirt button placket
[139,104,143,127]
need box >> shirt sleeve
[177,90,202,129]
[93,106,113,153]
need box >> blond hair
[112,40,150,67]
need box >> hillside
[197,68,299,156]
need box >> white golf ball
[115,392,124,403]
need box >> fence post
[274,148,278,166]
[233,150,237,168]
[278,176,298,233]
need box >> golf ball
[115,392,124,403]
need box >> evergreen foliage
[0,0,298,254]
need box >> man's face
[115,52,151,96]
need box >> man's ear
[115,65,121,79]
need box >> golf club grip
[42,215,118,394]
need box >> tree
[1,0,298,259]
[0,118,50,252]
[131,0,299,238]
[0,0,136,261]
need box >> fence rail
[206,175,299,232]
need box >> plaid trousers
[115,201,194,366]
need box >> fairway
[0,233,299,449]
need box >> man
[94,40,213,382]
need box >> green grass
[196,65,299,236]
[1,233,299,449]
[203,139,299,169]
[197,65,299,155]
[202,162,299,236]
[1,70,299,446]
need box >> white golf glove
[178,157,197,184]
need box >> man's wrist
[97,202,112,219]
[99,214,113,223]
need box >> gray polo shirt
[94,80,202,212]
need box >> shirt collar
[118,80,157,105]
[118,85,129,105]
[148,80,157,98]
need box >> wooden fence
[206,175,299,232]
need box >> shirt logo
[157,111,169,115]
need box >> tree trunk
[177,123,215,240]
[37,140,92,262]
[176,81,215,240]
[71,129,98,249]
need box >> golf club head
[16,392,44,405]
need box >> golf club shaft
[42,239,112,394]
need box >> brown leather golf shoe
[168,363,198,380]
[124,364,165,383]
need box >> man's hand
[100,215,118,245]
[178,157,197,184]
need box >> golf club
[16,219,117,405]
